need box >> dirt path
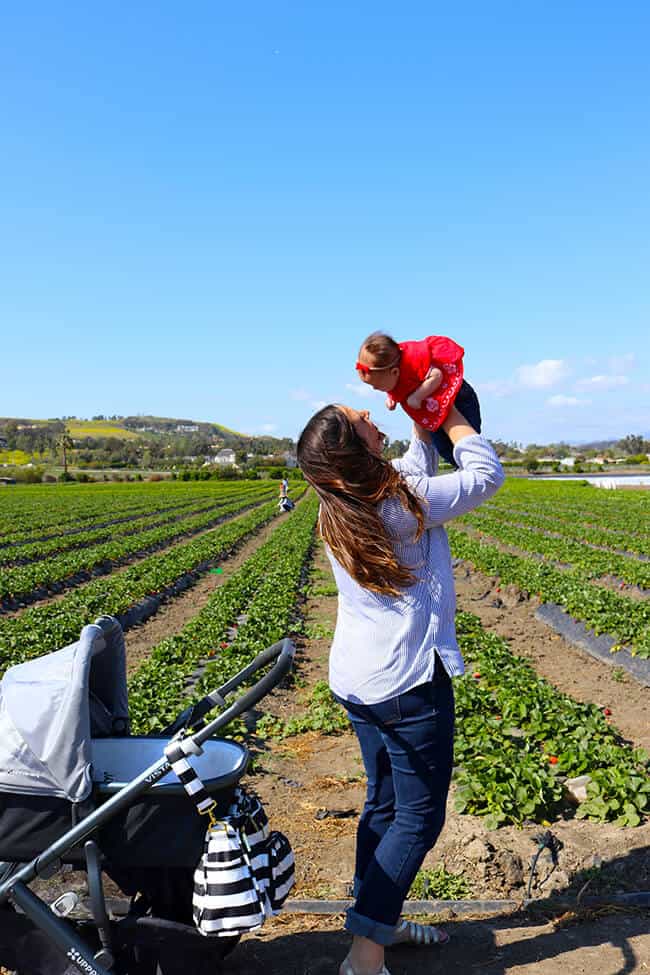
[224,909,650,975]
[125,503,299,676]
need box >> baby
[355,331,482,466]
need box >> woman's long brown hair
[296,405,425,596]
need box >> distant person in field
[280,474,289,498]
[297,402,503,975]
[355,331,482,467]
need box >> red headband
[355,355,400,374]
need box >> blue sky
[1,2,649,445]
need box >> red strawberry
[473,672,481,679]
[548,755,558,765]
[603,708,612,716]
[220,642,229,649]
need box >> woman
[296,403,504,975]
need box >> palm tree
[56,433,74,477]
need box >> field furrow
[128,494,318,733]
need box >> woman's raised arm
[399,406,504,526]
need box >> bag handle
[164,736,219,824]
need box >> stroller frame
[0,616,295,975]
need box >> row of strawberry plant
[128,495,318,733]
[0,484,192,542]
[453,612,649,827]
[488,490,650,518]
[0,486,276,604]
[448,527,650,657]
[0,483,269,565]
[0,495,304,674]
[459,510,650,588]
[483,484,649,536]
[0,481,250,545]
[0,498,201,565]
[480,500,650,557]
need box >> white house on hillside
[214,448,237,466]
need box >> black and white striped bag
[165,739,295,937]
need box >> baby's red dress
[388,336,464,431]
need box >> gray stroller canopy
[0,616,128,802]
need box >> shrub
[212,466,240,480]
[14,468,44,484]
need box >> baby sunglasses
[355,355,400,374]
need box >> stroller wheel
[115,916,242,974]
[214,933,241,959]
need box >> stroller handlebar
[178,637,296,747]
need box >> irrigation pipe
[95,891,649,921]
[282,891,650,915]
[535,603,650,687]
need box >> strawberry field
[1,476,648,909]
[0,481,308,664]
[451,479,650,658]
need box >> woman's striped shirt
[326,432,504,704]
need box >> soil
[223,909,650,975]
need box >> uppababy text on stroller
[0,616,295,975]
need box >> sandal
[391,919,450,946]
[340,959,391,975]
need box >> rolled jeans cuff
[344,907,396,946]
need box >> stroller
[0,615,295,975]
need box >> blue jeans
[333,657,455,945]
